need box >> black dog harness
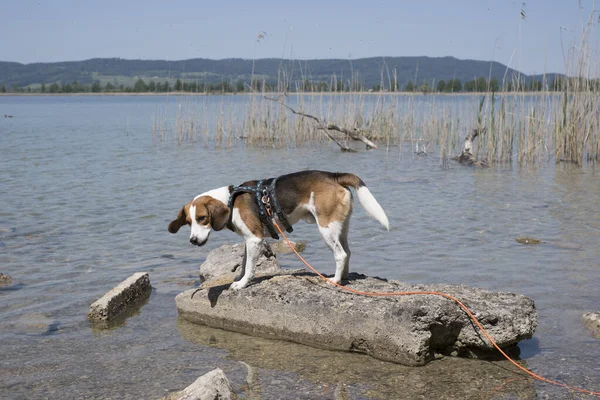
[227,177,294,239]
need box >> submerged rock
[9,313,60,335]
[163,368,237,400]
[583,312,600,339]
[516,237,542,245]
[87,272,152,327]
[270,240,306,255]
[177,319,538,400]
[515,237,582,250]
[0,273,12,286]
[177,270,537,366]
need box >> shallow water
[1,95,599,399]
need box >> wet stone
[270,240,306,255]
[583,312,600,339]
[0,273,12,286]
[516,237,542,245]
[162,368,237,400]
[9,313,60,335]
[87,272,152,327]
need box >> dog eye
[197,216,207,223]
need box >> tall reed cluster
[153,13,599,166]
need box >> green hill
[0,56,546,91]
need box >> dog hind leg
[318,221,349,284]
[339,217,352,280]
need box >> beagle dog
[168,170,389,290]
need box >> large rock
[163,368,237,400]
[583,312,600,339]
[176,271,537,366]
[199,243,281,285]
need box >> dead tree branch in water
[457,128,488,167]
[264,95,378,152]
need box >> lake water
[1,95,599,399]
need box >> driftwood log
[457,128,488,167]
[264,95,377,152]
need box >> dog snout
[190,237,206,246]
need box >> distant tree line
[0,75,598,94]
[0,78,257,94]
[386,76,599,93]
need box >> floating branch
[264,95,378,152]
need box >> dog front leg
[230,237,262,290]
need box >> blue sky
[1,0,598,74]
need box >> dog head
[168,196,230,246]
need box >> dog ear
[168,205,187,233]
[206,199,230,231]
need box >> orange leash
[269,217,600,397]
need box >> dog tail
[335,173,390,230]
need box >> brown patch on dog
[205,198,230,231]
[234,193,265,238]
[189,199,208,222]
[183,196,230,231]
[333,173,365,190]
[314,185,352,227]
[170,196,233,234]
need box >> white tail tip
[357,186,390,230]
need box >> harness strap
[255,180,279,239]
[270,177,293,234]
[227,178,292,240]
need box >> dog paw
[330,277,342,285]
[229,281,247,291]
